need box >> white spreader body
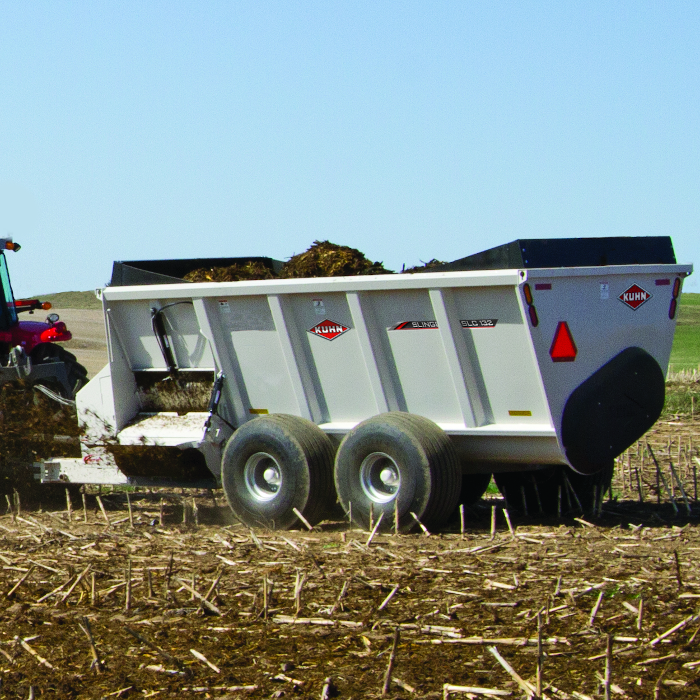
[38,237,692,529]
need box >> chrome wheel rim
[244,452,282,502]
[359,452,401,504]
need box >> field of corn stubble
[1,287,695,699]
[0,395,697,699]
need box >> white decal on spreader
[460,319,498,328]
[313,299,326,316]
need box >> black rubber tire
[458,473,493,507]
[447,472,492,525]
[494,463,614,516]
[334,412,461,533]
[221,414,335,530]
[30,343,88,399]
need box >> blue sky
[1,1,698,297]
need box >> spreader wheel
[457,473,492,507]
[334,412,461,533]
[447,472,493,527]
[221,414,335,530]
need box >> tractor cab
[0,238,72,351]
[0,238,86,398]
[0,241,20,333]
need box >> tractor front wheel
[30,343,88,399]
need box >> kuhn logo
[619,284,652,310]
[308,320,350,340]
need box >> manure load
[39,237,693,531]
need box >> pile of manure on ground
[0,382,81,501]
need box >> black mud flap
[561,347,665,475]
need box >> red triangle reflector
[549,321,577,362]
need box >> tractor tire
[221,414,335,530]
[494,463,614,517]
[30,343,88,399]
[334,412,461,533]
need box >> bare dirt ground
[54,308,108,379]
[0,465,699,699]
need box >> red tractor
[0,238,87,400]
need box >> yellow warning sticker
[508,410,532,417]
[249,408,269,415]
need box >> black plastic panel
[440,236,676,272]
[561,347,665,474]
